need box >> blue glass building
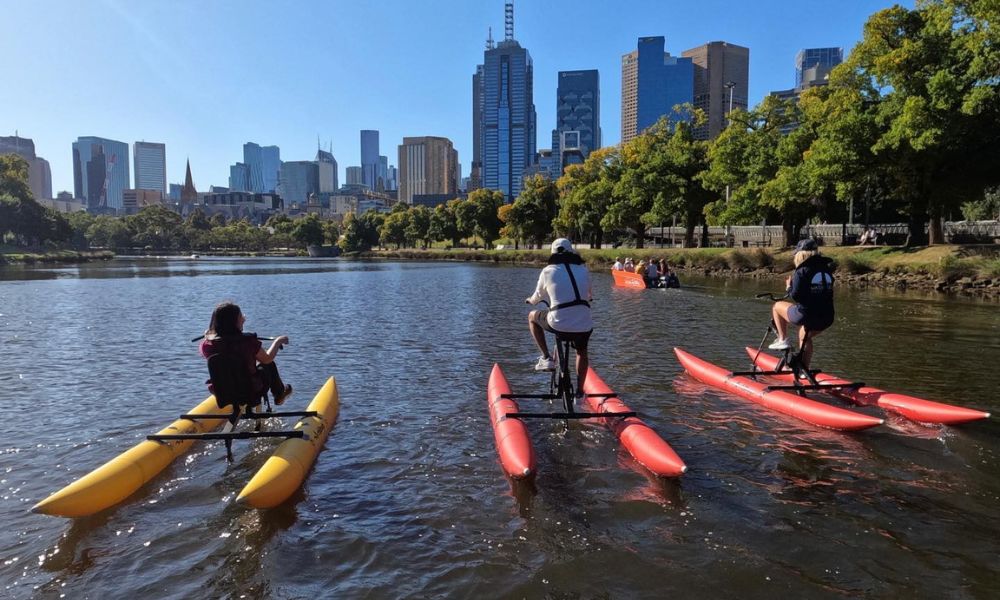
[551,69,600,174]
[72,136,130,212]
[621,37,693,143]
[475,4,536,202]
[279,161,319,206]
[133,141,166,196]
[243,142,281,193]
[361,130,380,190]
[795,47,843,88]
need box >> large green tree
[509,175,558,248]
[555,147,618,248]
[466,188,505,248]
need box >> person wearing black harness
[526,238,594,399]
[769,238,835,369]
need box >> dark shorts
[788,305,833,333]
[531,310,592,351]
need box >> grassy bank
[365,245,1000,282]
[0,249,115,265]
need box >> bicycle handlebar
[754,292,789,302]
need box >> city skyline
[1,0,904,196]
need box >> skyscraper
[72,136,129,212]
[0,135,52,200]
[397,136,458,204]
[796,47,843,89]
[474,1,536,201]
[682,41,750,140]
[317,149,339,193]
[229,163,250,191]
[361,130,380,190]
[552,69,601,173]
[133,141,166,196]
[346,166,364,186]
[243,142,281,193]
[621,37,693,144]
[279,161,320,205]
[470,64,484,191]
[378,155,389,192]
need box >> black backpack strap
[551,264,591,311]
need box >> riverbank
[0,249,114,265]
[362,245,1000,298]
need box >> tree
[428,202,460,247]
[339,209,384,252]
[555,146,619,248]
[291,213,325,247]
[0,154,70,246]
[466,188,505,248]
[130,204,183,249]
[405,205,431,248]
[379,210,409,248]
[509,175,558,248]
[322,220,341,245]
[827,0,1000,244]
[186,208,212,231]
[453,199,479,246]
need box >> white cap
[550,238,575,254]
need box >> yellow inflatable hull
[33,396,230,518]
[236,377,339,508]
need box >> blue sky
[1,0,905,196]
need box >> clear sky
[1,0,906,196]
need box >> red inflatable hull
[674,348,883,431]
[612,270,646,289]
[581,368,687,477]
[745,348,990,425]
[487,364,536,479]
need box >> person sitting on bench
[199,302,292,409]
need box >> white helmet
[550,238,575,254]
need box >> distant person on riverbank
[768,239,834,370]
[612,256,624,271]
[200,302,292,408]
[526,239,593,404]
[859,227,880,245]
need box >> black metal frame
[147,404,318,462]
[744,293,862,397]
[503,336,634,420]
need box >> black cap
[795,238,818,252]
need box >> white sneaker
[534,356,556,371]
[768,338,790,351]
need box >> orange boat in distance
[611,270,646,289]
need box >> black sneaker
[274,384,292,406]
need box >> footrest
[506,411,636,420]
[148,430,306,442]
[499,394,560,400]
[180,411,318,420]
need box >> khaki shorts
[531,310,592,351]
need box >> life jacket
[203,334,261,408]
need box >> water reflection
[2,259,999,598]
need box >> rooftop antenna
[486,26,494,50]
[505,1,513,41]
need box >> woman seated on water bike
[768,239,835,371]
[199,302,292,409]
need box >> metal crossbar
[764,383,864,392]
[180,411,318,420]
[500,394,560,400]
[148,430,305,442]
[506,411,636,420]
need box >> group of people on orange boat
[612,256,680,288]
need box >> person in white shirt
[526,238,594,400]
[623,257,634,272]
[612,257,624,271]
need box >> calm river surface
[1,257,998,599]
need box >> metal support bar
[500,394,559,400]
[148,430,305,442]
[506,411,636,420]
[764,383,864,392]
[732,369,822,377]
[180,411,318,420]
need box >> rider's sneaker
[534,356,556,371]
[274,384,293,406]
[768,338,790,351]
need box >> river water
[1,257,998,599]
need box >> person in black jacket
[768,239,834,369]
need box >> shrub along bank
[363,245,1000,298]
